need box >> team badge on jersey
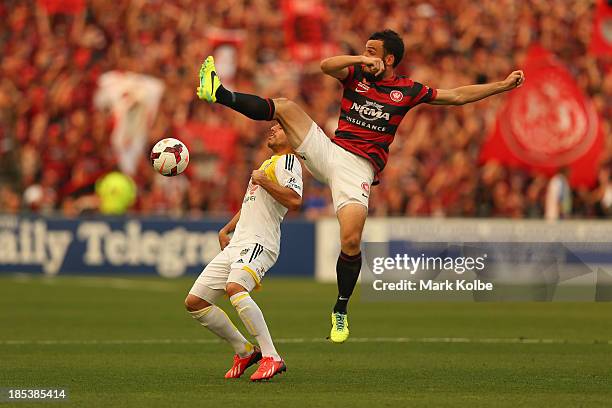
[390,90,403,102]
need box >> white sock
[189,305,253,358]
[230,291,281,361]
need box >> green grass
[1,275,611,407]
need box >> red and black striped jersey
[332,64,437,177]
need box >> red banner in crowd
[480,45,603,187]
[207,28,245,85]
[590,0,612,56]
[37,0,85,15]
[281,0,338,62]
[177,122,237,176]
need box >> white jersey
[230,154,303,255]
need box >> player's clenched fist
[503,70,525,90]
[251,170,268,186]
[361,56,385,76]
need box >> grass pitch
[1,275,611,407]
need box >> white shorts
[296,122,375,212]
[189,243,277,304]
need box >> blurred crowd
[1,0,611,219]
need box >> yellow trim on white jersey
[259,155,280,185]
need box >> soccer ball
[150,138,189,176]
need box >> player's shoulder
[394,75,416,87]
[276,153,301,173]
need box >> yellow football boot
[197,56,221,102]
[330,312,349,343]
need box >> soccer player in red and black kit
[197,29,525,343]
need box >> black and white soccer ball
[150,138,189,176]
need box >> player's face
[267,124,288,150]
[363,40,388,82]
[364,40,385,61]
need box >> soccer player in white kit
[184,124,303,381]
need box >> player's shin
[230,291,282,361]
[334,251,362,314]
[189,305,253,357]
[216,87,276,121]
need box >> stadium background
[2,1,612,406]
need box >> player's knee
[341,233,362,254]
[184,294,211,311]
[272,98,296,119]
[225,282,248,297]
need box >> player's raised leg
[184,294,261,379]
[330,203,367,343]
[226,280,286,381]
[270,97,314,150]
[196,56,313,150]
[197,56,276,120]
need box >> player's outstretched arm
[429,70,525,106]
[251,170,302,211]
[320,55,384,80]
[219,210,240,250]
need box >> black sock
[334,251,362,314]
[215,85,275,121]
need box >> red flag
[480,45,603,188]
[590,0,612,56]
